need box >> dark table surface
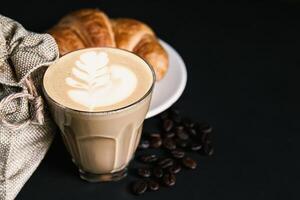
[1,1,298,200]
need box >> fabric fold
[0,15,58,86]
[0,14,59,200]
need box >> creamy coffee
[43,48,155,182]
[43,48,153,112]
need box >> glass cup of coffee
[42,47,155,182]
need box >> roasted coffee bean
[190,142,202,151]
[163,131,175,138]
[132,180,147,195]
[162,173,176,187]
[138,139,150,149]
[201,131,212,144]
[157,158,174,168]
[147,179,159,191]
[175,138,189,148]
[150,137,162,148]
[196,122,212,134]
[168,163,181,174]
[189,121,195,128]
[130,107,214,195]
[174,126,189,140]
[140,154,158,163]
[170,149,185,159]
[149,133,161,138]
[182,157,197,169]
[174,126,185,134]
[203,143,214,156]
[153,166,163,178]
[188,128,197,137]
[183,118,195,128]
[163,138,176,150]
[137,167,151,178]
[163,119,174,132]
[176,130,189,140]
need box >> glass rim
[42,47,156,115]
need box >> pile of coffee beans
[130,108,214,195]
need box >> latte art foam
[43,48,153,112]
[65,51,137,110]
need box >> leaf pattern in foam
[66,51,111,91]
[65,50,138,110]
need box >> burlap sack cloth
[0,15,59,200]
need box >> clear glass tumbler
[43,48,155,182]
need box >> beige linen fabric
[0,15,59,200]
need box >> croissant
[48,9,168,81]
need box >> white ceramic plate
[146,40,187,119]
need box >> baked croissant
[48,9,168,80]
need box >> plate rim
[146,39,187,118]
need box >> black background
[1,1,298,199]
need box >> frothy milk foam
[43,48,153,112]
